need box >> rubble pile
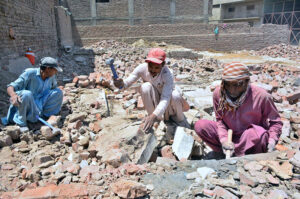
[176,151,300,199]
[0,40,299,198]
[250,43,300,60]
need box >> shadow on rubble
[56,0,96,85]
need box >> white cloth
[123,63,174,119]
[140,82,185,121]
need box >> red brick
[161,145,176,160]
[111,179,148,199]
[72,76,79,84]
[89,121,102,133]
[67,120,82,130]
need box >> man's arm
[7,70,28,106]
[122,64,144,89]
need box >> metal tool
[37,115,61,135]
[226,129,233,159]
[102,89,110,117]
[105,58,123,89]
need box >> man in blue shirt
[2,57,63,127]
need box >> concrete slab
[172,127,194,160]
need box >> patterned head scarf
[218,62,251,116]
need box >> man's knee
[194,119,210,136]
[171,90,181,104]
[53,88,63,99]
[140,82,153,94]
[20,90,34,102]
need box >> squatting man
[2,57,63,127]
[113,48,190,133]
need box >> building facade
[211,0,264,26]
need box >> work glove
[143,113,158,133]
[267,139,276,152]
[113,78,124,89]
[221,141,235,157]
[10,95,22,107]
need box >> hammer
[105,58,123,89]
[36,116,61,135]
[225,129,233,159]
[105,58,118,79]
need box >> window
[96,0,109,3]
[247,5,255,11]
[213,4,220,8]
[228,7,235,12]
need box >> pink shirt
[213,84,283,143]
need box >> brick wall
[75,23,289,51]
[0,0,58,67]
[65,0,213,25]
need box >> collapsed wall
[74,23,289,51]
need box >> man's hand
[267,139,276,152]
[113,78,124,89]
[143,113,157,133]
[221,141,235,156]
[10,95,21,106]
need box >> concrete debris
[172,127,194,160]
[250,43,300,60]
[0,40,299,198]
[111,179,148,199]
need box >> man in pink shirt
[114,48,189,133]
[194,62,283,157]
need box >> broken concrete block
[172,127,194,160]
[137,133,157,164]
[197,167,216,180]
[123,99,137,109]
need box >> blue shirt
[8,68,58,111]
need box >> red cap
[145,48,166,64]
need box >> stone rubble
[0,40,299,198]
[250,43,300,61]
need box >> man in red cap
[114,48,189,132]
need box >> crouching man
[113,48,190,132]
[3,57,63,127]
[194,62,283,157]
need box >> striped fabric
[222,62,251,81]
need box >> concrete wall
[65,0,213,25]
[75,23,289,51]
[0,0,58,75]
[56,6,74,48]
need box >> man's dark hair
[40,65,47,71]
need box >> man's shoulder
[250,84,271,99]
[24,68,38,74]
